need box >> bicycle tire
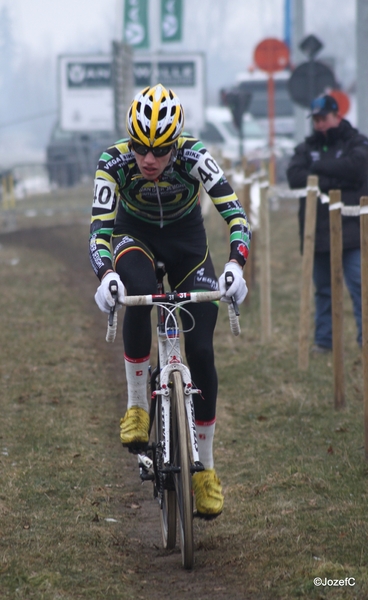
[171,370,194,569]
[155,394,177,549]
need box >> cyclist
[90,84,251,518]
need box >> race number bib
[189,151,224,192]
[93,179,116,210]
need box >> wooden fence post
[298,175,318,370]
[259,177,271,343]
[241,173,254,303]
[360,197,368,457]
[329,190,345,409]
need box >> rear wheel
[155,395,177,549]
[171,370,194,569]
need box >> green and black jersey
[90,133,251,279]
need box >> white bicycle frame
[152,303,203,466]
[124,290,222,468]
[106,284,240,471]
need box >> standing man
[89,84,250,518]
[287,94,368,353]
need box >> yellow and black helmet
[126,84,185,147]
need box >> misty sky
[0,0,357,165]
[5,0,356,81]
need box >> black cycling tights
[115,249,219,423]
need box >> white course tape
[342,205,360,217]
[306,186,319,192]
[329,202,343,211]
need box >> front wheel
[155,394,176,549]
[171,370,194,569]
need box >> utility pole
[291,0,306,142]
[149,0,161,52]
[356,0,368,135]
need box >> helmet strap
[166,142,178,173]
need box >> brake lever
[225,271,240,316]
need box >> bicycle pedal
[191,461,205,474]
[138,454,153,470]
[140,469,155,482]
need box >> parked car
[46,124,116,187]
[235,70,295,138]
[199,106,294,178]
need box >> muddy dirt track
[1,219,262,600]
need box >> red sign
[329,89,350,117]
[254,38,290,73]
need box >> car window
[199,122,225,143]
[52,128,74,141]
[222,120,239,138]
[243,119,264,138]
[222,118,264,140]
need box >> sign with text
[67,62,112,88]
[158,61,195,86]
[133,60,195,87]
[59,55,115,132]
[132,53,205,135]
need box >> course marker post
[360,196,368,457]
[259,177,271,343]
[241,173,254,304]
[329,190,345,410]
[298,175,318,370]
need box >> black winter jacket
[286,119,368,253]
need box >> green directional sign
[161,0,182,43]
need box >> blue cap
[309,94,339,116]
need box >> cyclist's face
[134,149,172,180]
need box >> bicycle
[106,264,240,569]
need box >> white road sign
[59,54,115,132]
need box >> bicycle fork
[157,363,201,466]
[137,363,203,483]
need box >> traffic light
[222,88,252,131]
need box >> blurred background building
[0,0,365,189]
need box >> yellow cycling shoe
[192,469,224,519]
[120,407,150,449]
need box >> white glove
[218,261,248,305]
[94,272,125,314]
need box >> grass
[207,197,368,598]
[0,188,367,599]
[0,228,133,599]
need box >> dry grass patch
[0,191,367,599]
